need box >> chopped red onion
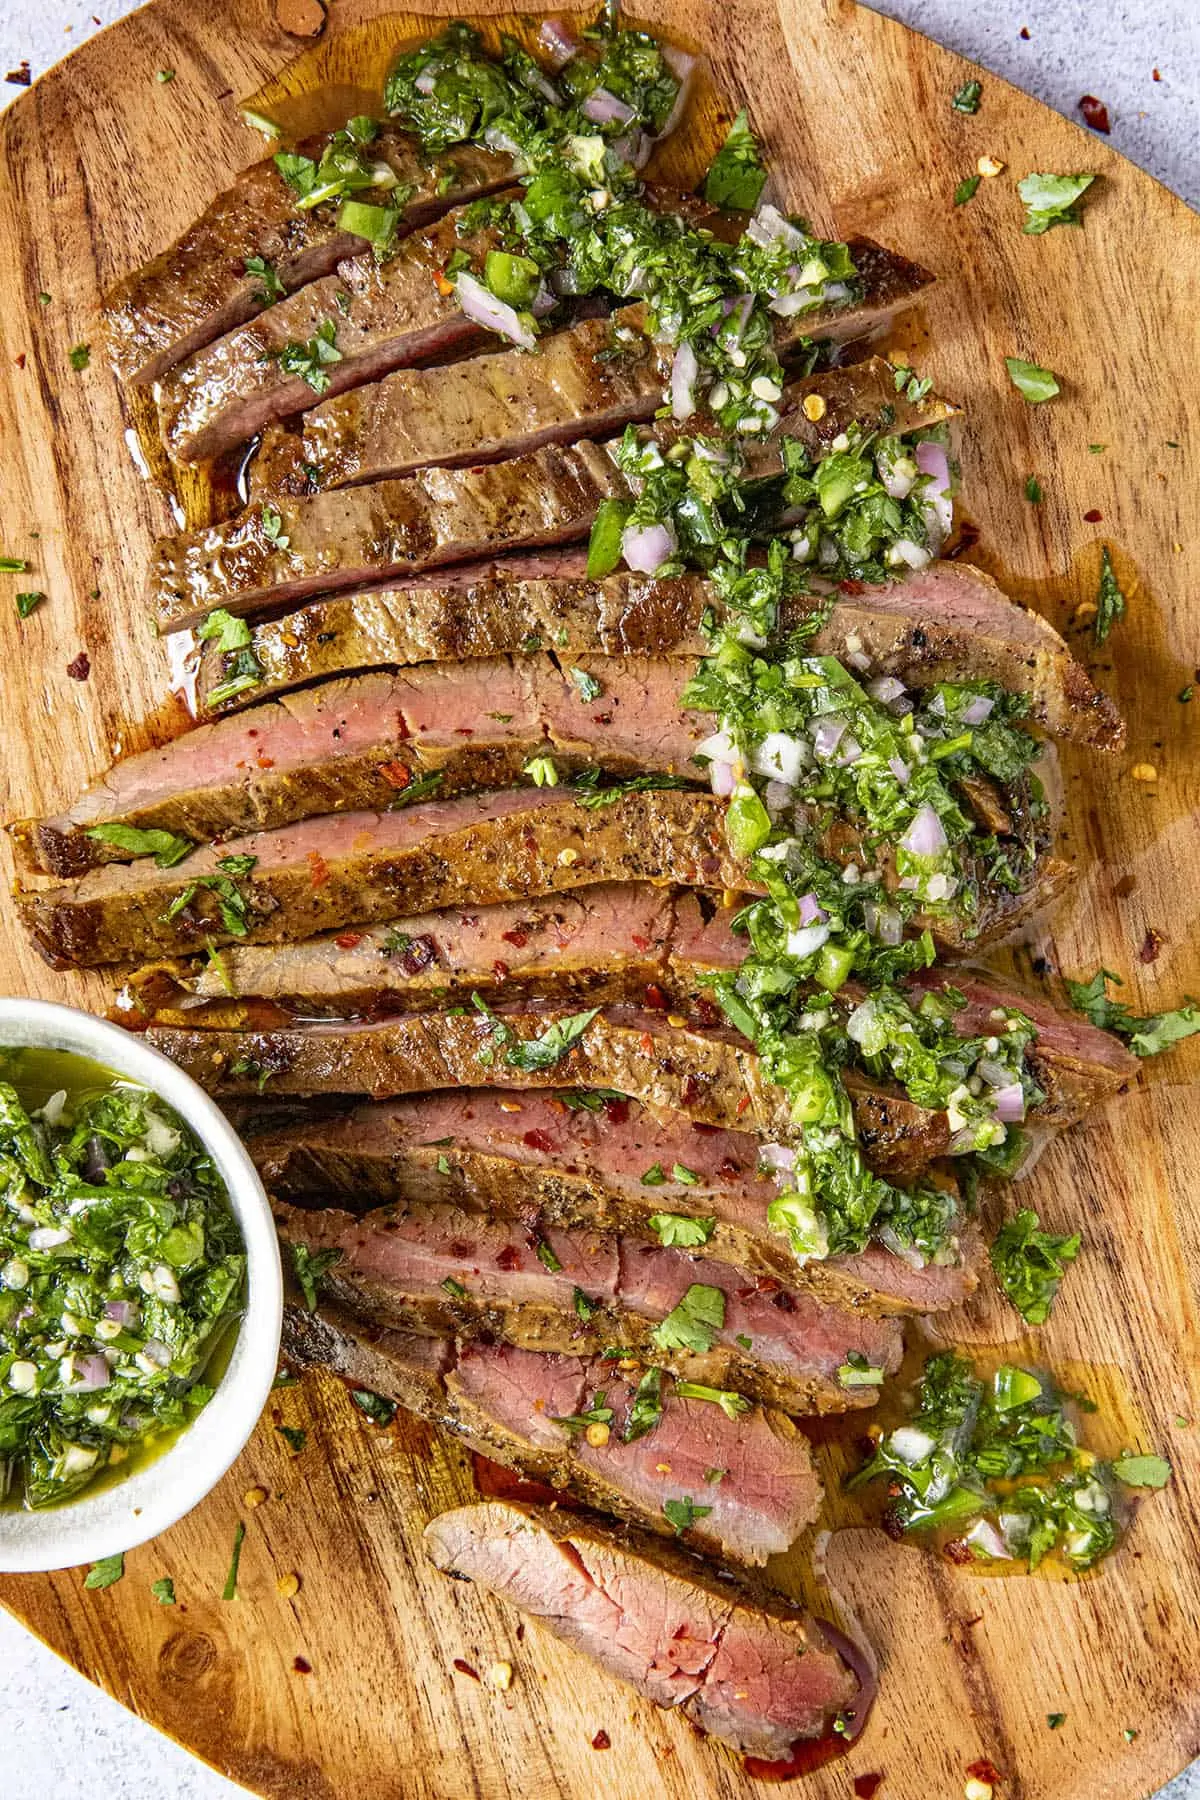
[992,1083,1026,1123]
[670,339,699,421]
[583,86,636,126]
[531,283,558,318]
[961,694,995,726]
[846,648,872,673]
[915,438,953,546]
[455,272,536,350]
[887,753,911,785]
[752,730,806,786]
[609,129,652,170]
[69,1355,111,1392]
[786,921,831,959]
[864,902,904,945]
[655,47,697,139]
[621,519,676,573]
[414,70,437,96]
[899,803,948,858]
[142,1339,172,1369]
[867,675,906,706]
[797,892,826,925]
[812,717,847,760]
[746,204,807,253]
[709,759,736,798]
[836,732,863,765]
[538,16,580,68]
[104,1299,140,1326]
[759,1143,797,1174]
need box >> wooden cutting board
[0,1,1198,1795]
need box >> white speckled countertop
[0,3,1195,1796]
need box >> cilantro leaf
[650,1283,725,1354]
[84,1552,125,1590]
[674,1380,751,1420]
[1112,1453,1172,1490]
[954,174,981,207]
[623,1366,664,1442]
[1005,356,1059,402]
[275,318,343,394]
[990,1207,1081,1324]
[221,1521,245,1600]
[151,1576,176,1605]
[647,1212,716,1248]
[551,1391,614,1436]
[196,607,254,652]
[1017,171,1096,235]
[571,770,692,809]
[702,110,767,212]
[1094,546,1126,643]
[69,343,91,371]
[15,590,45,619]
[951,79,982,114]
[245,254,285,302]
[275,1424,307,1453]
[569,666,603,702]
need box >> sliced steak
[20,656,710,875]
[148,440,629,631]
[283,1302,823,1566]
[251,1089,978,1315]
[273,1196,903,1414]
[156,197,529,465]
[423,1501,872,1757]
[248,243,934,497]
[17,789,738,968]
[125,885,680,1022]
[146,359,951,631]
[104,134,513,385]
[191,556,1122,751]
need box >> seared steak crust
[18,790,739,968]
[103,133,512,384]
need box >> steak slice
[250,1088,978,1313]
[273,1196,904,1414]
[103,133,513,384]
[146,359,951,631]
[282,1302,823,1566]
[156,196,524,465]
[19,656,711,875]
[148,440,629,631]
[423,1500,872,1757]
[248,241,934,497]
[17,789,737,968]
[191,555,1123,751]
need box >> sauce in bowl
[0,1046,245,1510]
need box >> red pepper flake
[306,849,330,888]
[5,62,31,86]
[853,1777,885,1799]
[1079,94,1111,132]
[495,1244,521,1271]
[14,353,25,369]
[644,982,667,1010]
[603,1096,629,1125]
[967,1759,1003,1786]
[591,1729,611,1750]
[434,270,455,297]
[1083,508,1103,522]
[334,931,363,950]
[501,928,529,949]
[735,1093,751,1116]
[639,1032,654,1054]
[492,959,510,981]
[292,1655,312,1674]
[1019,24,1030,37]
[1138,926,1165,965]
[630,933,651,951]
[453,1658,480,1681]
[377,759,411,789]
[523,1128,554,1153]
[66,651,90,681]
[1153,68,1162,81]
[680,1074,701,1108]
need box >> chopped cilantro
[85,823,194,868]
[441,1276,467,1300]
[275,1424,307,1453]
[350,1389,398,1426]
[650,1283,725,1355]
[1112,1453,1171,1490]
[68,343,90,371]
[523,754,559,787]
[290,1243,342,1310]
[1025,475,1043,503]
[647,1212,716,1247]
[1094,546,1126,643]
[640,1163,667,1186]
[536,1238,562,1272]
[221,1521,245,1600]
[674,1380,751,1420]
[954,174,981,206]
[15,590,45,618]
[551,1391,614,1436]
[151,1577,177,1604]
[1064,969,1200,1057]
[663,1495,713,1535]
[623,1366,664,1441]
[1006,356,1059,402]
[275,318,343,394]
[261,505,290,549]
[951,79,983,113]
[84,1553,125,1590]
[573,1286,598,1321]
[569,666,603,702]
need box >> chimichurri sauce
[0,1047,245,1510]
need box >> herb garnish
[350,1389,398,1426]
[647,1212,716,1247]
[650,1283,725,1355]
[84,1553,125,1590]
[275,1424,307,1453]
[68,343,90,371]
[663,1495,713,1535]
[954,174,981,207]
[1064,970,1200,1056]
[1112,1453,1171,1489]
[244,255,285,303]
[702,110,767,213]
[152,1577,177,1605]
[1017,172,1096,235]
[222,1521,246,1600]
[951,79,983,113]
[1093,546,1126,643]
[990,1207,1081,1324]
[261,505,290,549]
[551,1391,614,1437]
[290,1243,342,1310]
[623,1366,664,1441]
[1005,356,1060,402]
[85,823,194,868]
[674,1380,751,1420]
[275,318,343,394]
[569,666,603,702]
[15,590,45,618]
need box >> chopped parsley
[85,823,194,868]
[551,1391,614,1436]
[535,1238,562,1272]
[260,505,290,549]
[837,1351,886,1389]
[1094,546,1126,643]
[472,996,601,1072]
[151,1576,177,1604]
[275,318,343,394]
[84,1553,125,1590]
[623,1366,664,1441]
[68,343,90,371]
[244,254,285,303]
[571,769,692,808]
[1112,1453,1171,1490]
[1025,475,1043,503]
[15,590,45,618]
[951,79,983,114]
[1017,171,1096,235]
[275,1424,307,1453]
[990,1208,1081,1324]
[674,1380,750,1420]
[573,1286,599,1321]
[568,666,603,702]
[221,1520,245,1600]
[702,110,767,213]
[953,174,981,207]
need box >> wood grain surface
[0,2,1198,1796]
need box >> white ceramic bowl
[0,997,281,1572]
